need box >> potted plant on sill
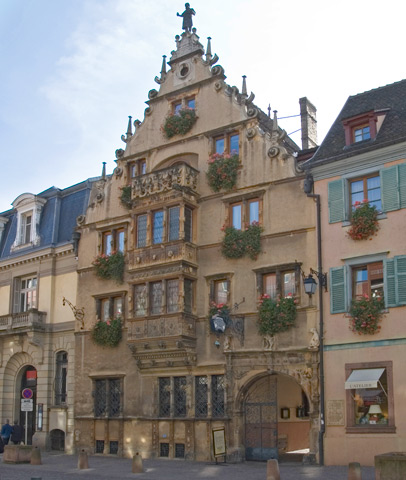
[348,293,385,335]
[92,251,125,283]
[162,108,197,138]
[92,317,123,347]
[257,293,297,336]
[347,200,380,241]
[206,152,239,192]
[221,222,262,260]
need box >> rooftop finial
[177,3,196,33]
[242,75,247,97]
[273,110,279,131]
[160,55,167,75]
[121,116,133,143]
[268,104,271,118]
[102,162,106,179]
[206,37,212,61]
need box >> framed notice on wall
[212,427,226,458]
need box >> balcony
[132,163,199,199]
[0,310,46,334]
[127,313,197,371]
[128,241,197,271]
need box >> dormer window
[11,193,46,250]
[343,110,387,146]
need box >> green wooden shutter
[381,165,400,212]
[398,164,406,209]
[328,179,345,223]
[384,258,396,307]
[330,266,347,313]
[395,256,406,305]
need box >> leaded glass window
[195,376,208,418]
[108,379,121,417]
[137,215,148,248]
[184,279,193,314]
[134,285,147,317]
[184,207,193,242]
[159,378,171,417]
[174,376,187,417]
[153,210,164,244]
[212,375,225,417]
[150,282,162,315]
[167,279,179,313]
[94,379,107,417]
[168,207,180,242]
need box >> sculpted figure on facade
[177,3,196,32]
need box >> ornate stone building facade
[73,26,321,462]
[0,180,95,452]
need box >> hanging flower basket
[162,108,197,138]
[348,294,385,335]
[92,251,125,283]
[120,186,132,209]
[208,302,231,332]
[92,317,122,347]
[207,152,239,192]
[347,200,380,240]
[221,222,262,260]
[257,294,297,336]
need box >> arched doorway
[15,365,37,445]
[244,373,310,461]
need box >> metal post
[25,411,28,445]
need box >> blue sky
[1,0,405,212]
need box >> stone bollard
[348,462,362,479]
[31,446,42,465]
[132,452,144,474]
[266,459,280,480]
[78,449,89,470]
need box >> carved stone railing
[0,310,46,332]
[129,242,197,270]
[127,313,196,341]
[132,163,199,199]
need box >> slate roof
[306,79,406,167]
[0,179,95,260]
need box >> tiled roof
[307,79,406,166]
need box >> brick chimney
[299,97,317,150]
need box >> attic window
[342,110,386,146]
[10,193,46,251]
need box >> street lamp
[303,268,328,297]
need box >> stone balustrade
[0,310,46,332]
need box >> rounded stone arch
[153,152,199,171]
[234,370,271,411]
[2,352,35,420]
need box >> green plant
[348,293,385,335]
[92,251,125,283]
[92,317,122,347]
[162,108,197,138]
[209,301,231,321]
[347,200,380,240]
[206,152,239,192]
[257,294,297,336]
[120,186,132,209]
[221,222,262,260]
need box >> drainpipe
[305,177,325,466]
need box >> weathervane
[177,3,196,33]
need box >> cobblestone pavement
[0,453,376,480]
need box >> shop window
[174,376,187,417]
[211,375,225,417]
[214,132,239,154]
[158,376,186,418]
[94,378,122,418]
[195,376,208,418]
[345,361,395,433]
[350,174,381,211]
[55,351,68,406]
[195,375,226,418]
[102,228,125,255]
[13,276,37,313]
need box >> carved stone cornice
[129,243,197,271]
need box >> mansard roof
[0,179,94,260]
[307,79,406,167]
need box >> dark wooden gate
[245,376,278,461]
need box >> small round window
[180,64,189,78]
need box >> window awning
[345,368,385,389]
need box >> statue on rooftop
[177,3,195,32]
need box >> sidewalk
[0,452,376,480]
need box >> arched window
[55,351,68,405]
